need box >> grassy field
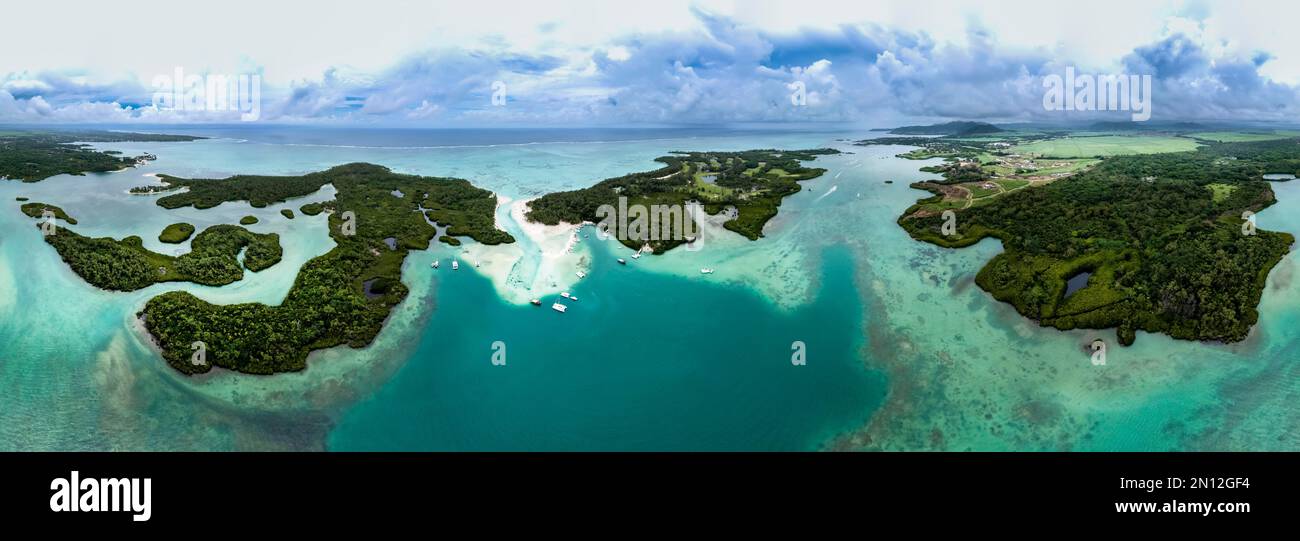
[995,179,1030,191]
[1187,131,1300,143]
[1206,183,1238,203]
[1012,136,1200,158]
[965,182,1000,198]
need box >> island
[239,215,259,225]
[138,163,514,375]
[40,223,282,291]
[159,223,195,243]
[895,137,1299,345]
[885,121,1004,136]
[525,149,837,253]
[20,202,78,225]
[0,130,202,182]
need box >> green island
[897,137,1299,345]
[884,120,1005,136]
[299,201,329,216]
[38,223,282,291]
[0,130,201,182]
[239,215,259,225]
[526,149,837,253]
[20,202,78,225]
[280,209,295,219]
[138,163,514,375]
[159,222,196,243]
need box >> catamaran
[452,260,459,270]
[700,268,714,274]
[552,303,567,313]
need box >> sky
[2,0,1299,126]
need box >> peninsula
[525,148,837,253]
[896,137,1298,345]
[138,163,514,375]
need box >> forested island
[898,138,1300,345]
[20,202,78,224]
[885,121,1004,136]
[0,130,201,182]
[138,163,514,375]
[159,223,195,243]
[526,149,837,253]
[39,223,282,291]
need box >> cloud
[2,9,1300,125]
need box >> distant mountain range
[885,121,1004,136]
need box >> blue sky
[3,0,1298,126]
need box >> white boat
[700,268,714,274]
[570,296,578,302]
[530,299,541,306]
[631,253,641,260]
[475,260,481,268]
[551,303,568,313]
[617,258,626,265]
[431,260,439,269]
[575,271,586,279]
[560,292,571,299]
[452,261,459,270]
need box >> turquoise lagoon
[0,127,1298,451]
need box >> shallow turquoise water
[2,127,1299,451]
[329,242,882,451]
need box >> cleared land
[1011,135,1201,158]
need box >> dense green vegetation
[299,201,329,216]
[887,121,1004,136]
[280,209,295,219]
[0,130,200,182]
[139,163,514,375]
[526,149,837,253]
[151,172,337,209]
[40,224,281,291]
[240,215,259,225]
[159,223,196,243]
[899,138,1299,345]
[20,202,77,224]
